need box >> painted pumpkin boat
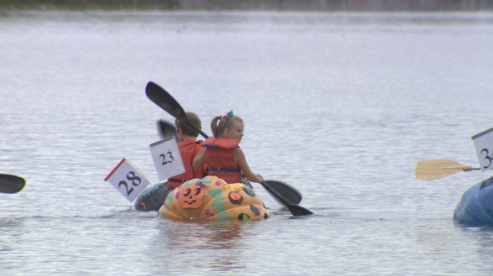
[158,176,270,221]
[454,175,493,226]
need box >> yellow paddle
[415,159,480,180]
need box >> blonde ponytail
[211,111,243,138]
[211,115,223,138]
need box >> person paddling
[193,111,264,185]
[135,112,207,211]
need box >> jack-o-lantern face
[178,185,205,209]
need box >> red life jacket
[167,140,208,189]
[203,138,242,184]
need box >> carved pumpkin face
[178,185,205,209]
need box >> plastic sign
[472,127,493,171]
[149,137,185,181]
[104,158,150,202]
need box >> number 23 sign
[472,127,493,171]
[149,137,185,181]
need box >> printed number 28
[160,151,174,165]
[480,148,493,169]
[118,171,141,196]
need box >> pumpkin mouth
[178,185,205,209]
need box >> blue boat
[454,176,493,226]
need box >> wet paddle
[261,181,313,216]
[146,82,309,212]
[157,119,178,141]
[0,174,26,194]
[261,180,302,206]
[415,159,480,180]
[156,118,304,205]
[157,119,176,139]
[146,82,208,138]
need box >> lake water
[2,10,493,275]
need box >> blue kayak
[454,176,493,226]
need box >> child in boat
[166,112,208,188]
[192,110,264,184]
[135,112,208,211]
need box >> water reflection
[160,220,248,250]
[463,225,493,254]
[148,219,265,273]
[0,217,26,253]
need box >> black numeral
[159,150,175,166]
[481,148,492,169]
[118,171,142,196]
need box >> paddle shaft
[184,120,209,138]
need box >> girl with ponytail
[193,111,263,184]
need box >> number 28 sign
[104,158,150,202]
[472,127,493,171]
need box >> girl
[193,111,263,184]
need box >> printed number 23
[118,171,141,196]
[480,148,493,169]
[160,151,174,165]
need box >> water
[1,10,493,275]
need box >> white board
[472,127,493,171]
[104,158,150,202]
[149,137,185,181]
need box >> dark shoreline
[1,0,492,12]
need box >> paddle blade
[146,82,210,139]
[415,159,471,180]
[0,174,26,194]
[261,181,313,216]
[263,180,302,205]
[157,119,177,140]
[146,82,188,122]
[288,205,314,216]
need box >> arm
[192,147,206,170]
[234,148,264,183]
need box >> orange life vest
[203,138,242,184]
[167,140,208,189]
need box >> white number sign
[149,137,185,181]
[104,158,150,202]
[472,127,493,171]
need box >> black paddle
[147,82,313,215]
[156,118,180,138]
[261,181,313,216]
[0,174,26,194]
[157,119,303,205]
[147,81,208,138]
[157,119,178,141]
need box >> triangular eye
[194,188,202,196]
[183,188,191,197]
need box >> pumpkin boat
[454,175,493,226]
[158,176,270,221]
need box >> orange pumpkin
[159,176,270,221]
